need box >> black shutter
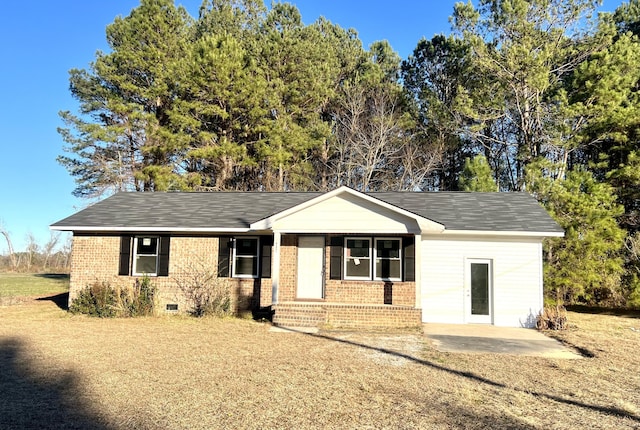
[403,236,415,282]
[157,236,171,277]
[118,236,132,276]
[260,236,273,278]
[329,236,343,280]
[218,236,231,277]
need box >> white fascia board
[49,225,250,233]
[250,185,445,232]
[275,227,422,234]
[440,229,564,238]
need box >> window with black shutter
[402,236,415,282]
[118,236,132,276]
[119,235,170,277]
[329,236,343,280]
[329,236,415,282]
[260,236,273,278]
[218,236,232,277]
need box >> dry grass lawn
[0,296,639,429]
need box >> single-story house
[51,186,563,328]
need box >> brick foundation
[273,302,422,329]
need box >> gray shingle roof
[51,190,563,234]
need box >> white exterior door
[466,259,492,324]
[297,236,325,299]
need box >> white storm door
[297,236,325,299]
[466,259,492,324]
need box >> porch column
[271,231,281,304]
[414,233,422,308]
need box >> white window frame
[343,237,372,281]
[232,236,260,278]
[374,237,402,282]
[132,236,159,276]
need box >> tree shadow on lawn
[34,274,70,281]
[567,304,640,318]
[281,327,640,424]
[0,338,112,430]
[36,292,69,311]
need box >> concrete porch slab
[423,323,582,358]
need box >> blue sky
[0,0,624,253]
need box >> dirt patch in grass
[0,301,639,429]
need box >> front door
[466,259,492,323]
[297,236,325,299]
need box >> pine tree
[401,35,476,190]
[451,0,607,190]
[58,0,192,197]
[526,161,626,305]
[458,155,497,191]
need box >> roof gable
[250,186,444,233]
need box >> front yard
[0,276,639,429]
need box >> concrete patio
[423,323,583,358]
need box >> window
[330,236,414,282]
[119,235,169,277]
[133,236,159,276]
[344,238,372,280]
[232,237,259,278]
[218,236,272,278]
[374,238,401,281]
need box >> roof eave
[49,225,251,233]
[439,229,564,238]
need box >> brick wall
[69,234,271,314]
[69,232,419,326]
[69,235,121,300]
[324,280,415,306]
[278,234,298,302]
[273,303,422,329]
[324,304,422,329]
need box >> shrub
[536,305,568,330]
[126,276,157,317]
[70,277,157,317]
[69,281,117,317]
[176,261,232,317]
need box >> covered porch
[247,187,442,329]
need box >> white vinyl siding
[272,193,420,233]
[421,236,543,328]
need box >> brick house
[51,186,563,328]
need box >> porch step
[272,303,328,328]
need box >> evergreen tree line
[59,0,640,307]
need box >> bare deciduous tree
[332,82,408,191]
[0,221,17,270]
[42,232,61,270]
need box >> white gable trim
[250,186,444,233]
